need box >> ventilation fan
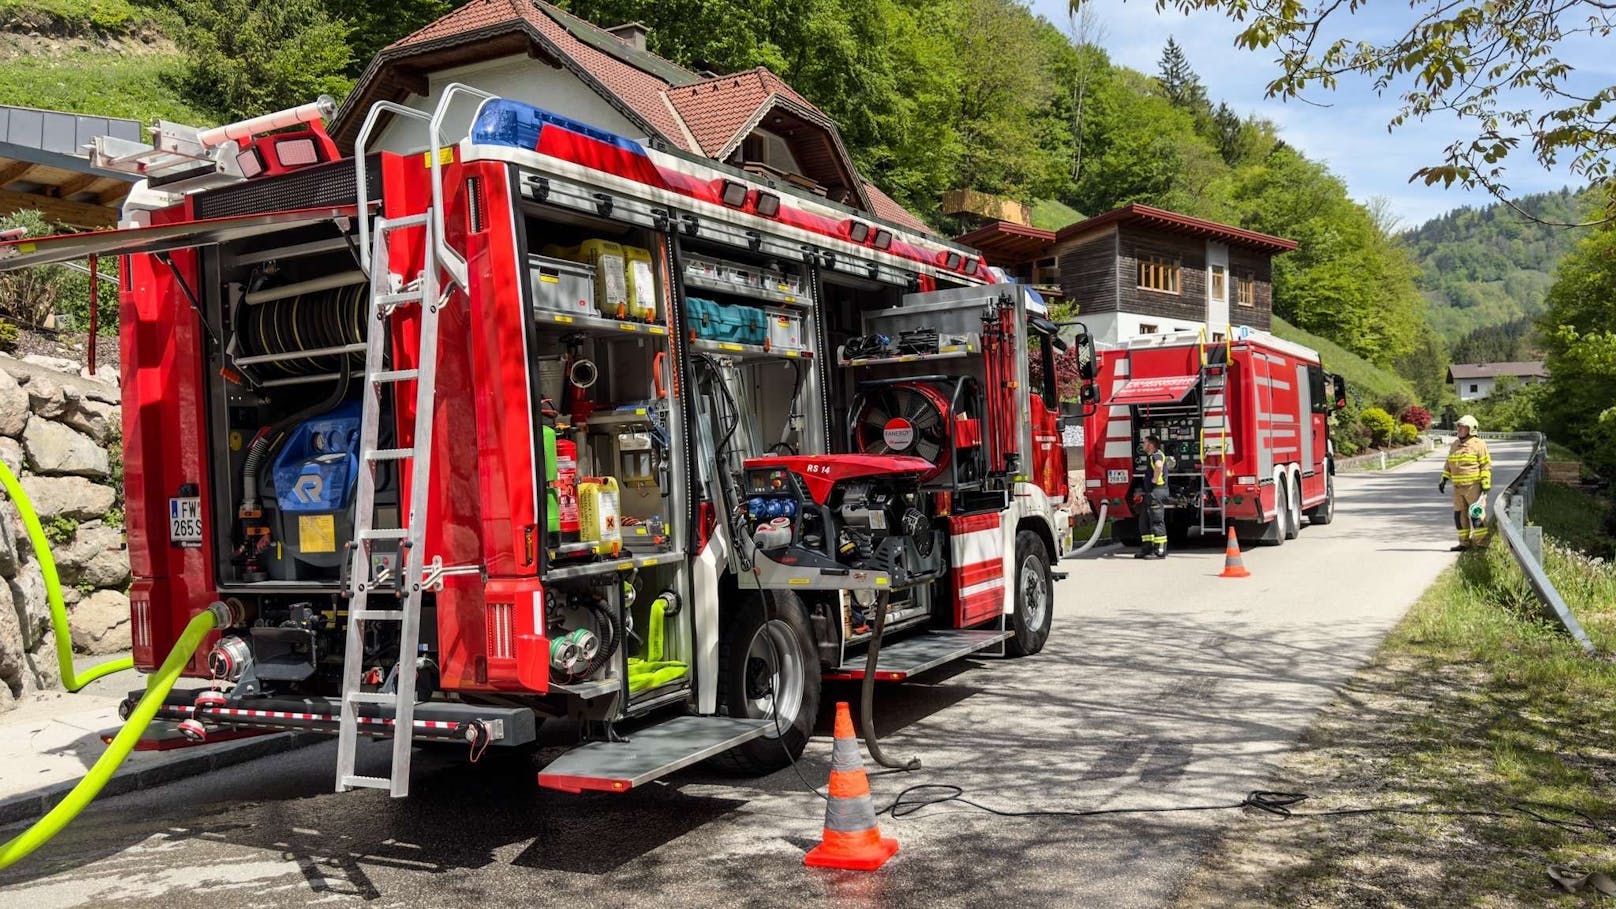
[852,379,986,483]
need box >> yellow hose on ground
[0,601,229,870]
[0,459,133,690]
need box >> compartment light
[719,180,748,207]
[755,192,780,217]
[872,229,893,250]
[273,137,319,168]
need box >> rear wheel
[1306,474,1336,525]
[1113,519,1141,548]
[1283,474,1301,540]
[712,591,820,774]
[1005,530,1053,656]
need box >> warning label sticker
[298,514,336,554]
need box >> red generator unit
[1082,330,1347,547]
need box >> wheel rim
[1325,478,1335,518]
[743,619,804,739]
[1020,554,1048,632]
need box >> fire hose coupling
[208,598,246,628]
[208,634,254,683]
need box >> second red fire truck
[1083,329,1347,548]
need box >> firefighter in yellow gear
[1439,414,1492,551]
[1135,435,1169,559]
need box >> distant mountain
[1401,186,1600,344]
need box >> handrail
[428,83,497,291]
[1492,431,1597,655]
[354,101,432,276]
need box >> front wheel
[711,591,821,775]
[1005,530,1053,657]
[1283,476,1301,540]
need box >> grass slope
[1270,315,1416,407]
[0,0,207,125]
[1029,198,1082,231]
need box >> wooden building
[1053,204,1295,346]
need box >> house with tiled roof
[1447,361,1548,401]
[331,0,931,232]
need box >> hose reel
[234,282,366,378]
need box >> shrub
[1398,405,1434,431]
[0,320,17,352]
[1360,406,1396,446]
[1392,422,1420,446]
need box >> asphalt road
[0,441,1529,908]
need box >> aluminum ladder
[1197,333,1233,535]
[333,213,443,797]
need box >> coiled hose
[0,459,131,690]
[0,600,232,869]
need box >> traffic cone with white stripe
[804,701,899,871]
[1219,527,1250,578]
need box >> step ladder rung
[371,369,419,383]
[360,527,409,541]
[346,691,397,706]
[353,609,405,621]
[376,292,422,307]
[340,775,394,791]
[381,213,430,230]
[366,448,414,462]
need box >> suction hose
[0,599,234,869]
[859,591,921,772]
[1067,502,1110,557]
[0,459,132,690]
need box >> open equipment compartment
[519,191,694,716]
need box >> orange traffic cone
[1219,527,1250,578]
[804,701,899,872]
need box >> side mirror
[1076,332,1096,383]
[1331,373,1348,410]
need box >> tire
[1113,519,1141,548]
[1283,475,1301,540]
[1005,530,1053,657]
[711,590,821,775]
[1248,484,1285,547]
[1306,474,1336,525]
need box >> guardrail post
[1524,524,1544,563]
[1379,451,1387,470]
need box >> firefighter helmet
[1457,414,1479,432]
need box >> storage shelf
[682,272,808,308]
[577,405,665,428]
[544,549,685,581]
[838,337,979,367]
[534,309,669,337]
[689,337,811,361]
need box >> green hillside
[1271,316,1415,408]
[1401,186,1600,343]
[0,1,206,123]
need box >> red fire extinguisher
[555,438,580,541]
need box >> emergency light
[754,191,780,217]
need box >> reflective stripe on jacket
[1148,450,1167,487]
[1443,436,1492,490]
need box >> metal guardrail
[1335,438,1436,472]
[1489,431,1597,656]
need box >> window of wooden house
[1209,264,1227,302]
[1034,256,1059,286]
[1212,331,1225,342]
[1235,269,1256,306]
[1137,255,1180,293]
[1139,323,1159,334]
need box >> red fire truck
[1083,329,1346,548]
[0,89,1088,796]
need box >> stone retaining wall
[0,353,127,712]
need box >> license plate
[1106,469,1128,484]
[169,497,202,546]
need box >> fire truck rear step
[825,629,1013,681]
[536,716,772,793]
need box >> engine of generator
[740,455,945,588]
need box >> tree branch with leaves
[1073,0,1615,222]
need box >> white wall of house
[1088,311,1207,348]
[1455,373,1543,402]
[372,54,645,153]
[1206,240,1229,330]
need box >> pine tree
[1157,38,1207,112]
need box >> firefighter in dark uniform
[1136,434,1170,559]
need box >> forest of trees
[1401,186,1600,345]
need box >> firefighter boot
[1152,541,1168,559]
[1134,541,1155,559]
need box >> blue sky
[1025,0,1605,229]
